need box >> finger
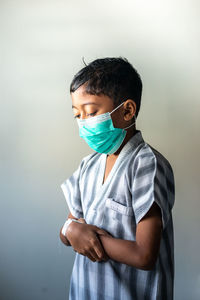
[85,252,96,262]
[89,247,108,262]
[97,231,112,237]
[79,218,86,223]
[78,251,95,262]
[94,227,108,234]
[93,236,109,261]
[79,247,98,262]
[89,248,102,261]
[96,228,111,237]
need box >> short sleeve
[60,160,84,219]
[131,148,175,230]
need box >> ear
[123,99,136,121]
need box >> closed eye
[87,112,97,117]
[74,114,80,119]
[74,112,97,119]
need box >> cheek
[111,113,124,128]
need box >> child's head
[70,57,142,119]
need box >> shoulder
[128,142,174,181]
[136,143,173,168]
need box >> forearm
[59,216,79,247]
[60,227,71,246]
[99,235,151,270]
[59,216,86,247]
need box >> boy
[60,57,175,300]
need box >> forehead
[71,85,114,109]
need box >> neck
[107,127,137,158]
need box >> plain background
[1,0,200,299]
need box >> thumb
[78,218,86,224]
[96,228,111,236]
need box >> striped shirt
[60,130,175,300]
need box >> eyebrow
[72,102,99,109]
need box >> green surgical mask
[76,101,136,154]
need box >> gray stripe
[133,183,153,200]
[158,254,168,300]
[144,269,156,300]
[69,274,75,300]
[162,219,174,284]
[135,162,155,179]
[83,257,91,300]
[96,262,106,299]
[129,267,137,299]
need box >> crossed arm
[59,202,163,270]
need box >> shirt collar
[120,129,145,155]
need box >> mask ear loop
[123,114,136,130]
[109,101,125,115]
[110,102,136,129]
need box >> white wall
[1,0,200,299]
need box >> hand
[77,218,113,239]
[77,218,112,238]
[77,218,86,224]
[66,221,110,262]
[59,218,88,247]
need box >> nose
[79,113,86,120]
[79,112,91,120]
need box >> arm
[59,212,112,262]
[60,212,88,246]
[98,202,163,270]
[59,212,80,247]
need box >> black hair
[70,57,142,118]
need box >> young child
[60,57,175,300]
